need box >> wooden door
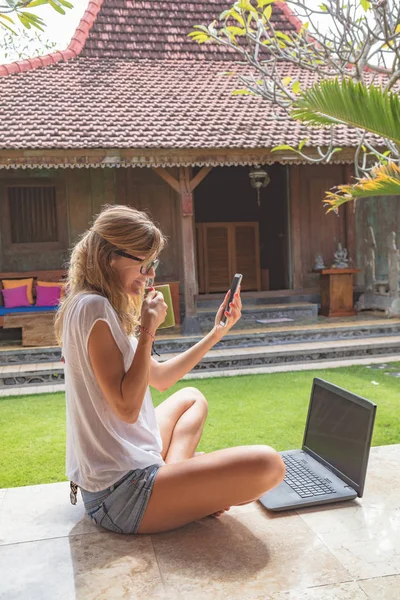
[203,223,231,293]
[290,165,352,289]
[235,223,261,290]
[197,222,261,292]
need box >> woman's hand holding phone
[213,278,243,338]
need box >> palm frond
[325,162,400,211]
[291,79,400,147]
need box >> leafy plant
[292,79,400,148]
[324,162,400,211]
[0,0,73,34]
[291,78,400,208]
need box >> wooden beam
[189,166,213,192]
[153,165,213,195]
[152,164,211,332]
[152,167,180,194]
[0,146,359,169]
[179,167,194,216]
[289,165,303,289]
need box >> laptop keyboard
[282,455,337,499]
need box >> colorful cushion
[35,285,61,307]
[2,285,31,309]
[2,278,34,304]
[37,280,65,300]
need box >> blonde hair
[55,204,166,344]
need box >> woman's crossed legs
[138,387,286,534]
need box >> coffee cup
[145,284,176,329]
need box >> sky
[0,1,89,61]
[32,0,89,47]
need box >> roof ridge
[0,0,103,77]
[279,1,303,32]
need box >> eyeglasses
[114,249,160,275]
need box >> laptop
[259,378,377,511]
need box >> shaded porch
[0,152,359,337]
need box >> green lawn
[1,363,400,488]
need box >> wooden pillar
[178,167,201,333]
[152,165,212,334]
[289,165,303,289]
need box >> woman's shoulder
[70,293,114,323]
[76,292,110,308]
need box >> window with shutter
[8,186,58,244]
[0,179,68,266]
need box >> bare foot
[210,507,231,518]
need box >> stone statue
[356,226,400,317]
[314,253,326,270]
[332,243,349,268]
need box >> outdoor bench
[0,270,64,347]
[0,273,181,347]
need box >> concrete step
[196,292,321,309]
[196,302,319,329]
[157,336,400,374]
[1,319,400,366]
[1,336,400,389]
[0,361,64,388]
[153,320,400,354]
[0,347,61,367]
[196,301,317,313]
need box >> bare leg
[155,387,233,518]
[138,445,286,534]
[155,387,208,464]
[155,387,230,517]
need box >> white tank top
[63,293,164,492]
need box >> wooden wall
[0,167,181,282]
[67,168,116,244]
[290,164,355,289]
[0,169,68,272]
[0,168,118,272]
[116,167,182,282]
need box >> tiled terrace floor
[1,445,399,599]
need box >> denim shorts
[80,464,160,534]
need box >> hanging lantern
[249,165,270,207]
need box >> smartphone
[219,273,243,326]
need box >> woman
[56,204,285,535]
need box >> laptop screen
[303,379,376,495]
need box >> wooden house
[0,0,397,333]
